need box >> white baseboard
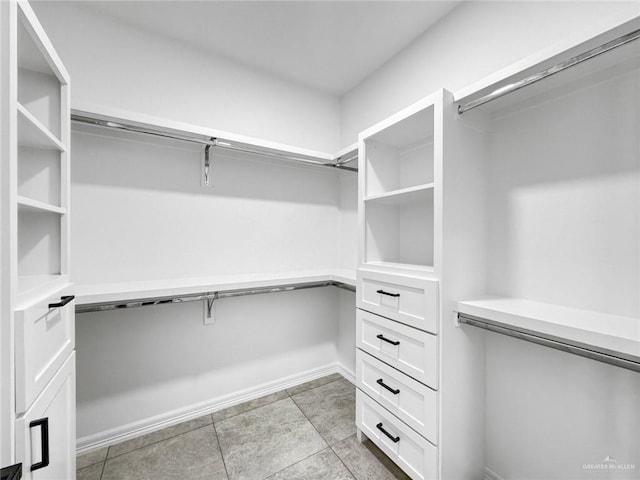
[337,363,355,384]
[484,466,505,480]
[77,362,348,454]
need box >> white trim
[484,466,506,480]
[76,361,349,454]
[336,363,355,385]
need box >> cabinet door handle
[376,422,400,443]
[29,417,49,471]
[376,378,400,395]
[376,289,400,297]
[48,295,75,309]
[376,334,400,346]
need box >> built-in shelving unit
[2,1,75,477]
[359,97,438,273]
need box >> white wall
[32,2,341,153]
[71,126,342,283]
[340,1,639,145]
[70,123,349,443]
[76,287,340,442]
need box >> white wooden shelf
[16,274,70,310]
[17,103,65,151]
[364,183,434,206]
[362,261,435,277]
[456,297,640,365]
[74,269,356,306]
[17,195,65,215]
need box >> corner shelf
[17,103,65,151]
[17,195,65,215]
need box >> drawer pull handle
[376,334,400,346]
[48,295,75,309]
[29,417,49,471]
[376,289,400,297]
[377,378,400,395]
[376,422,400,443]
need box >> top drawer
[358,269,438,333]
[15,289,75,414]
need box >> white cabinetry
[356,91,448,480]
[356,89,486,480]
[1,0,74,476]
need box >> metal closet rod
[71,114,357,172]
[458,27,640,114]
[75,280,356,314]
[457,313,640,373]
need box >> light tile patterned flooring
[77,374,410,480]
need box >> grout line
[98,459,106,480]
[329,442,359,480]
[104,421,214,461]
[212,391,289,424]
[287,375,344,398]
[212,421,231,480]
[263,447,338,480]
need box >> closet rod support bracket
[203,293,217,325]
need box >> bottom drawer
[356,389,437,480]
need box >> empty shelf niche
[365,186,434,269]
[17,10,63,141]
[18,209,61,278]
[364,105,434,198]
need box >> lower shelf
[455,297,640,370]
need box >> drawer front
[356,389,437,480]
[357,270,438,333]
[356,309,438,389]
[15,291,75,414]
[357,349,437,443]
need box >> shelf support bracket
[203,293,217,325]
[202,140,216,188]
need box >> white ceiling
[80,1,461,96]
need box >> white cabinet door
[15,353,75,480]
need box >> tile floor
[76,373,410,480]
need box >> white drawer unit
[356,389,437,480]
[15,353,76,480]
[357,269,438,334]
[356,309,438,389]
[356,349,437,443]
[14,290,75,414]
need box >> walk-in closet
[1,1,639,479]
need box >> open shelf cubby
[17,10,63,141]
[364,105,434,198]
[18,210,62,278]
[364,186,434,269]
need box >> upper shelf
[455,16,640,116]
[456,297,640,366]
[71,104,358,172]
